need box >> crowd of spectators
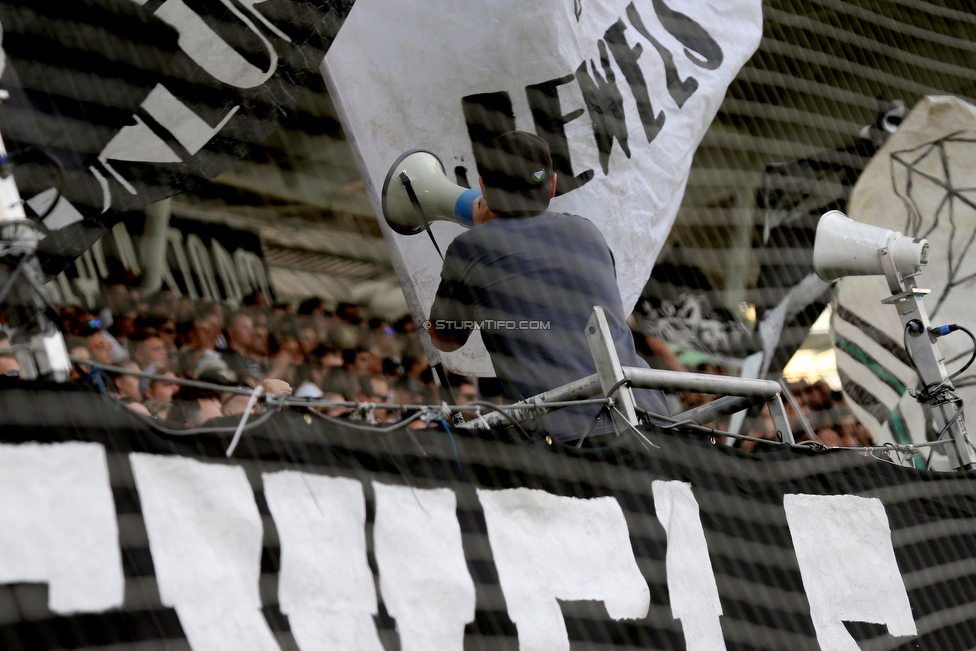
[0,281,874,449]
[661,353,875,450]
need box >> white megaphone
[813,210,929,285]
[381,150,483,235]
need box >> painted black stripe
[835,334,907,396]
[836,305,914,368]
[838,367,891,425]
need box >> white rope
[226,385,264,457]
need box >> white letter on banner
[477,488,649,651]
[0,442,123,614]
[262,472,384,651]
[141,84,239,156]
[130,453,280,651]
[154,0,279,88]
[652,480,726,651]
[372,482,475,650]
[784,494,916,651]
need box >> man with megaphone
[428,131,669,441]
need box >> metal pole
[586,306,638,435]
[140,198,171,296]
[621,367,782,398]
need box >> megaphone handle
[398,171,444,260]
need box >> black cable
[127,402,278,436]
[946,325,976,381]
[307,407,428,433]
[639,406,788,447]
[575,404,610,448]
[466,400,533,440]
[903,321,917,369]
[605,377,632,398]
[933,400,964,441]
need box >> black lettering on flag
[602,19,666,144]
[576,42,631,176]
[652,0,724,70]
[461,92,517,178]
[525,74,594,196]
[626,3,698,109]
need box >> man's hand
[472,195,497,226]
[261,378,292,396]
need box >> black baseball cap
[480,131,553,216]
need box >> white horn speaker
[813,210,928,282]
[381,150,482,235]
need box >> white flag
[835,96,976,464]
[323,0,763,374]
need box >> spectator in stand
[221,393,256,417]
[141,362,180,403]
[86,328,116,366]
[345,346,381,375]
[157,320,178,359]
[815,427,843,447]
[0,335,20,377]
[68,345,92,382]
[294,363,325,399]
[143,400,171,419]
[110,360,143,403]
[297,323,320,358]
[130,331,169,370]
[168,389,223,428]
[322,366,358,402]
[321,391,351,418]
[137,312,179,361]
[357,374,395,423]
[108,298,139,357]
[267,334,303,384]
[311,344,343,370]
[178,303,223,376]
[248,309,272,365]
[369,318,400,361]
[450,377,480,421]
[223,311,267,383]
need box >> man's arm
[429,251,474,352]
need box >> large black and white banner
[322,0,763,375]
[832,96,976,464]
[3,383,976,650]
[45,214,272,309]
[0,0,352,277]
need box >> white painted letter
[186,233,219,301]
[784,493,916,651]
[373,483,475,651]
[141,84,239,156]
[0,442,123,613]
[130,453,280,651]
[263,472,383,651]
[154,0,279,88]
[477,488,649,651]
[652,480,726,651]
